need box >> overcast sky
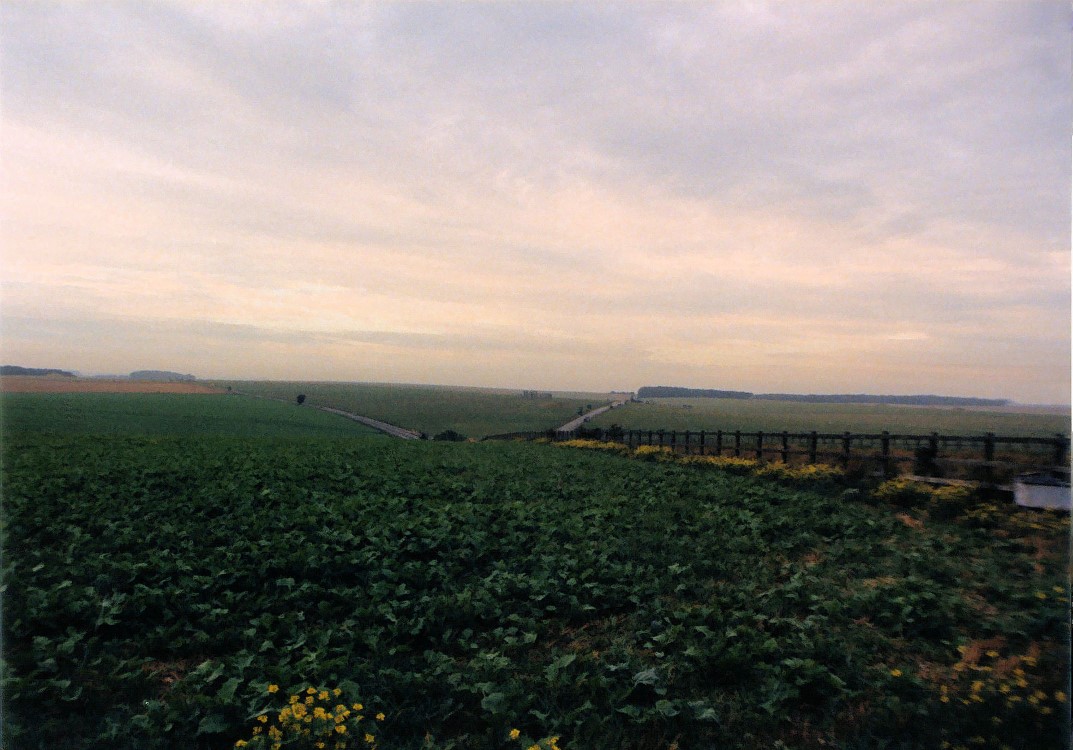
[2,2,1069,402]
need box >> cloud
[1,1,1068,401]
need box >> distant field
[0,375,222,394]
[590,397,1071,436]
[214,380,612,438]
[1,393,383,440]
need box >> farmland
[2,393,1069,750]
[214,381,611,438]
[0,375,222,394]
[0,393,384,439]
[588,397,1071,437]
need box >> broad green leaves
[3,435,1068,749]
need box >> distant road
[556,399,629,433]
[231,390,422,439]
[314,406,422,440]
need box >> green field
[0,393,384,439]
[3,395,1068,749]
[590,398,1071,437]
[214,381,611,438]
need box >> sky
[2,2,1070,403]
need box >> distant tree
[433,429,466,442]
[296,394,306,405]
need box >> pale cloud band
[1,2,1069,402]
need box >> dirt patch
[0,376,223,394]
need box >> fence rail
[485,427,1070,481]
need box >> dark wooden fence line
[481,427,1070,479]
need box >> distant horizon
[6,362,1070,409]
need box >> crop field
[0,393,384,439]
[590,398,1071,437]
[214,381,611,438]
[3,397,1069,750]
[0,376,223,394]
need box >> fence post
[808,431,818,464]
[684,430,691,455]
[734,430,741,457]
[670,430,677,452]
[881,431,891,477]
[756,431,764,460]
[658,429,665,448]
[781,431,789,463]
[842,432,852,467]
[982,432,995,483]
[716,430,723,456]
[647,430,653,446]
[1054,434,1069,467]
[699,430,706,456]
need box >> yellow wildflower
[509,728,521,740]
[307,687,317,694]
[268,684,280,694]
[305,696,314,705]
[336,725,347,734]
[353,703,364,711]
[290,694,299,704]
[319,691,330,701]
[333,688,342,697]
[890,668,902,677]
[1056,691,1067,702]
[235,742,248,748]
[985,650,999,658]
[258,715,268,724]
[365,733,376,743]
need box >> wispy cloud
[1,1,1068,401]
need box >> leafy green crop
[2,434,1068,749]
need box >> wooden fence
[486,428,1070,481]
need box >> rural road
[231,391,423,439]
[556,399,629,433]
[314,406,422,440]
